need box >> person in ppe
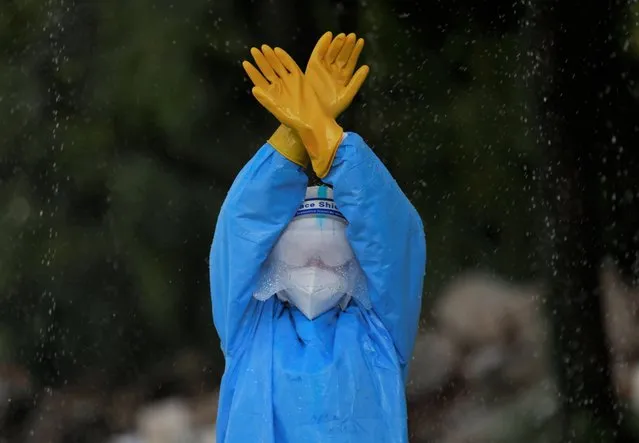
[209,31,427,443]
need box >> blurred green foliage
[0,0,635,391]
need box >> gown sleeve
[209,144,308,357]
[322,132,427,371]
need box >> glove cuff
[268,125,309,167]
[299,118,344,178]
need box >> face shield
[253,186,370,320]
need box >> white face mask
[281,266,348,320]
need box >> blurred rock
[104,349,215,434]
[599,260,639,414]
[132,395,217,443]
[601,260,639,363]
[628,363,639,414]
[105,385,146,433]
[108,434,143,443]
[137,398,192,443]
[189,391,219,428]
[194,427,216,443]
[408,272,552,443]
[22,385,109,443]
[407,332,460,399]
[12,349,220,443]
[434,272,547,398]
[437,381,557,443]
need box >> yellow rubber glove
[243,33,369,171]
[306,31,370,117]
[243,45,343,178]
[243,55,309,167]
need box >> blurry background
[1,0,639,442]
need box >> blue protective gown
[210,133,427,443]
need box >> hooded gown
[209,132,427,443]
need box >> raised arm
[209,143,307,357]
[323,133,427,372]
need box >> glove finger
[262,45,288,78]
[251,47,279,83]
[242,61,270,89]
[344,64,369,99]
[336,33,357,68]
[274,47,302,74]
[345,38,365,78]
[308,31,332,68]
[326,33,346,64]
